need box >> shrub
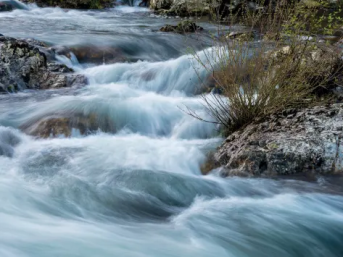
[192,0,343,135]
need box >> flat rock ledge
[0,36,87,93]
[211,104,343,177]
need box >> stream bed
[0,2,343,257]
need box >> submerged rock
[21,114,101,138]
[160,21,203,33]
[53,45,126,65]
[226,31,255,41]
[212,104,343,177]
[0,37,87,93]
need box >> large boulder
[0,36,87,93]
[211,104,343,177]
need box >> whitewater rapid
[1,3,343,257]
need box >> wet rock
[23,0,113,9]
[160,21,203,33]
[226,31,255,41]
[47,62,73,73]
[201,151,220,175]
[212,104,343,177]
[0,37,88,92]
[53,45,126,65]
[22,114,101,138]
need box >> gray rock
[213,104,343,177]
[0,37,88,93]
[160,21,203,33]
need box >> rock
[168,0,211,16]
[0,34,3,37]
[212,104,343,177]
[21,113,111,138]
[22,0,113,9]
[53,45,126,65]
[226,31,255,41]
[160,21,203,33]
[201,151,220,175]
[0,37,88,93]
[267,44,343,97]
[150,0,174,10]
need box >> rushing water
[1,3,343,257]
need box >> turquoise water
[0,3,343,257]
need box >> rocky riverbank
[150,0,342,18]
[0,36,87,93]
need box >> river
[0,2,343,257]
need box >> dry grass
[190,0,343,135]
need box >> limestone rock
[0,37,88,93]
[213,104,343,177]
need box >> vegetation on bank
[189,0,343,136]
[24,0,113,9]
